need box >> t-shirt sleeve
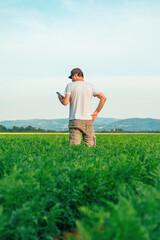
[92,85,99,97]
[64,83,71,95]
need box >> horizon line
[1,117,160,122]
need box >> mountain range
[0,118,160,132]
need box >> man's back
[57,68,106,146]
[64,81,99,120]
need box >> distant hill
[101,118,160,132]
[0,119,69,132]
[0,118,160,132]
[0,118,118,132]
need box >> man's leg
[69,120,82,146]
[82,120,96,147]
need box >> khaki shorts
[69,119,96,147]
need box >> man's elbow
[97,93,107,102]
[103,96,107,102]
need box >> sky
[0,0,160,121]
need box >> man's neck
[72,78,84,82]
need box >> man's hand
[91,92,107,122]
[58,94,70,106]
[91,111,99,122]
[58,94,63,102]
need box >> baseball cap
[68,68,83,79]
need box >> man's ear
[74,73,78,79]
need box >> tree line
[0,125,159,133]
[0,125,57,133]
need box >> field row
[0,134,160,239]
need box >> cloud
[0,0,160,120]
[0,1,160,83]
[0,1,160,75]
[61,0,75,11]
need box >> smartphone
[56,92,64,99]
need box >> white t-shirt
[64,81,99,120]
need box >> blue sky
[0,0,160,121]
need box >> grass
[0,134,160,239]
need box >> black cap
[68,68,83,79]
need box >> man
[57,68,106,146]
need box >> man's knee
[69,130,81,146]
[83,135,96,147]
[69,137,81,146]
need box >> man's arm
[91,92,107,122]
[58,94,70,106]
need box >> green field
[0,134,160,240]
